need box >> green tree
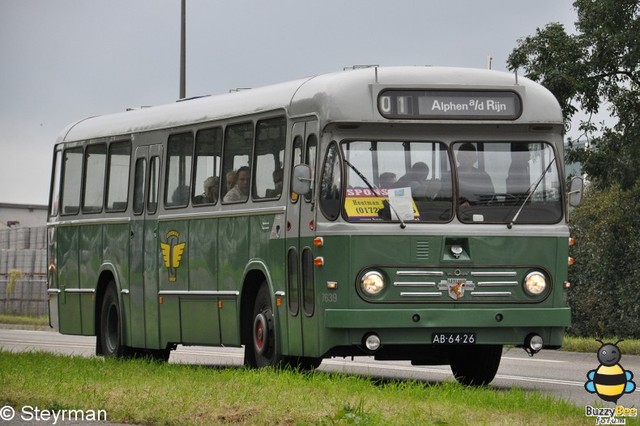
[507,0,640,190]
[508,1,640,338]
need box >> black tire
[99,283,128,358]
[245,283,283,368]
[450,345,503,386]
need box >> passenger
[379,172,397,189]
[194,176,219,204]
[506,150,531,199]
[265,168,284,198]
[225,170,237,192]
[395,162,440,199]
[457,143,494,205]
[223,166,250,202]
[171,184,190,206]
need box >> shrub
[567,182,640,338]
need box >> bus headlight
[361,271,385,296]
[523,271,547,296]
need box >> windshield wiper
[344,159,406,229]
[507,158,556,229]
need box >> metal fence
[0,226,48,316]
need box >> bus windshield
[342,141,453,223]
[453,142,562,224]
[341,140,562,224]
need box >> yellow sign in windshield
[344,188,419,221]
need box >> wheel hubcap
[253,313,268,355]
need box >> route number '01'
[379,95,412,115]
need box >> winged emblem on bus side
[160,230,186,282]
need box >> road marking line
[502,356,566,363]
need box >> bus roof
[57,66,562,143]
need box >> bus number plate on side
[432,333,476,344]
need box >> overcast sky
[0,1,578,206]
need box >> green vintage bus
[47,66,580,385]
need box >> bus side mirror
[568,176,584,207]
[292,164,312,196]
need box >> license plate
[432,332,476,344]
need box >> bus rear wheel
[245,283,283,368]
[450,345,502,386]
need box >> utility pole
[179,0,186,99]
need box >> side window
[82,144,107,213]
[148,156,160,214]
[49,149,62,217]
[254,117,286,200]
[193,127,222,206]
[289,136,303,203]
[106,141,131,212]
[60,147,83,215]
[319,142,342,220]
[221,122,253,204]
[133,157,146,215]
[165,132,193,208]
[304,134,317,203]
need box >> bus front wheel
[450,345,502,386]
[246,283,283,368]
[99,283,128,358]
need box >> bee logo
[584,339,636,403]
[160,230,186,282]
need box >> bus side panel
[157,220,189,346]
[218,215,248,346]
[102,223,131,340]
[78,224,103,335]
[56,225,82,334]
[183,218,221,345]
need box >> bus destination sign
[378,90,522,120]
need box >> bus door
[285,120,319,357]
[130,144,163,350]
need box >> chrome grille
[393,269,521,301]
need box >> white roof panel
[58,66,562,143]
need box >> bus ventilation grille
[414,240,430,261]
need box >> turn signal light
[314,256,324,267]
[568,257,575,266]
[569,237,575,246]
[313,237,324,247]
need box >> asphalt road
[1,327,638,409]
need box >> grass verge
[563,335,640,355]
[0,351,594,426]
[0,314,48,327]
